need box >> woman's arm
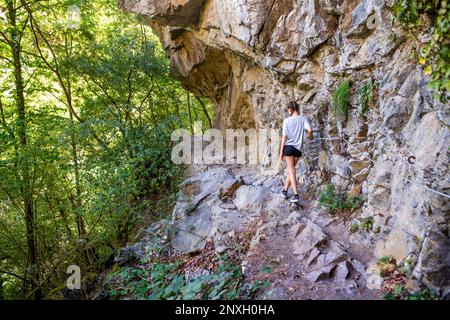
[304,118,314,140]
[307,127,314,140]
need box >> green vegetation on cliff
[332,79,351,121]
[394,0,450,99]
[318,184,365,213]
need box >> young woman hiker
[279,101,313,203]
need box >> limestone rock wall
[119,0,450,296]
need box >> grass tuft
[332,79,351,121]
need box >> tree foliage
[0,0,212,299]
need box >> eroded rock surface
[166,164,379,299]
[120,0,450,297]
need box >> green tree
[0,0,213,299]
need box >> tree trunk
[0,275,3,300]
[187,92,194,134]
[7,0,41,300]
[69,112,96,267]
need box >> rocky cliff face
[119,0,449,297]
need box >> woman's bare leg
[284,157,301,192]
[284,172,291,191]
[286,156,298,194]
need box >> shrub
[105,254,265,300]
[318,184,365,213]
[360,216,374,232]
[350,216,375,233]
[383,286,439,300]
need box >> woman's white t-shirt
[282,115,311,151]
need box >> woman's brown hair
[287,101,300,113]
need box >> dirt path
[241,194,381,300]
[163,164,381,300]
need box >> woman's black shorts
[283,145,302,157]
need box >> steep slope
[119,0,449,297]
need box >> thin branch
[0,97,7,128]
[0,247,24,268]
[0,270,32,284]
[0,30,11,45]
[126,69,133,104]
[0,219,28,258]
[21,49,42,60]
[18,15,29,44]
[0,184,24,215]
[82,73,120,110]
[195,96,212,128]
[138,76,155,109]
[22,66,38,89]
[0,54,14,64]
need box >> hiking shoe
[290,194,300,203]
[281,189,288,199]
